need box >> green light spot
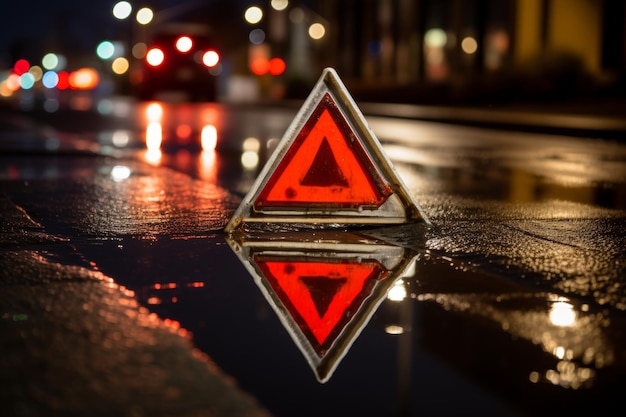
[13,313,28,321]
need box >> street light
[112,1,132,20]
[136,7,154,25]
[308,22,325,40]
[271,0,288,11]
[245,6,263,24]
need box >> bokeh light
[19,73,35,89]
[97,41,115,60]
[68,68,99,90]
[112,130,130,147]
[42,71,59,88]
[56,71,70,90]
[201,125,218,151]
[249,28,265,45]
[202,51,220,68]
[172,125,190,146]
[112,57,130,75]
[146,102,163,122]
[146,48,165,66]
[308,23,325,40]
[146,122,162,150]
[425,28,447,48]
[461,36,478,54]
[13,59,30,76]
[268,57,286,75]
[136,7,153,25]
[245,6,263,24]
[250,57,269,75]
[271,0,289,11]
[387,280,407,301]
[132,43,147,59]
[242,137,260,152]
[0,84,12,97]
[28,66,43,82]
[112,1,132,20]
[6,74,20,91]
[111,165,131,182]
[176,36,193,53]
[42,53,59,70]
[241,151,259,169]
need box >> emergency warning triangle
[225,67,428,231]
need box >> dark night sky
[0,0,114,66]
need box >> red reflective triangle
[254,93,392,210]
[254,256,387,356]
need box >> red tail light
[269,57,286,75]
[175,36,193,53]
[202,50,220,68]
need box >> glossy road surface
[1,94,625,416]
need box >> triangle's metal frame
[225,68,429,232]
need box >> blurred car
[131,24,221,102]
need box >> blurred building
[5,0,622,104]
[262,0,626,104]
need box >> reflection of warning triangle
[224,230,421,383]
[225,67,429,232]
[254,256,386,355]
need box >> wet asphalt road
[1,95,626,416]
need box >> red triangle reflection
[254,255,388,356]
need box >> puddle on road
[411,253,624,391]
[3,209,624,415]
[404,163,626,210]
[219,228,624,395]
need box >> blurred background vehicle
[130,23,221,102]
